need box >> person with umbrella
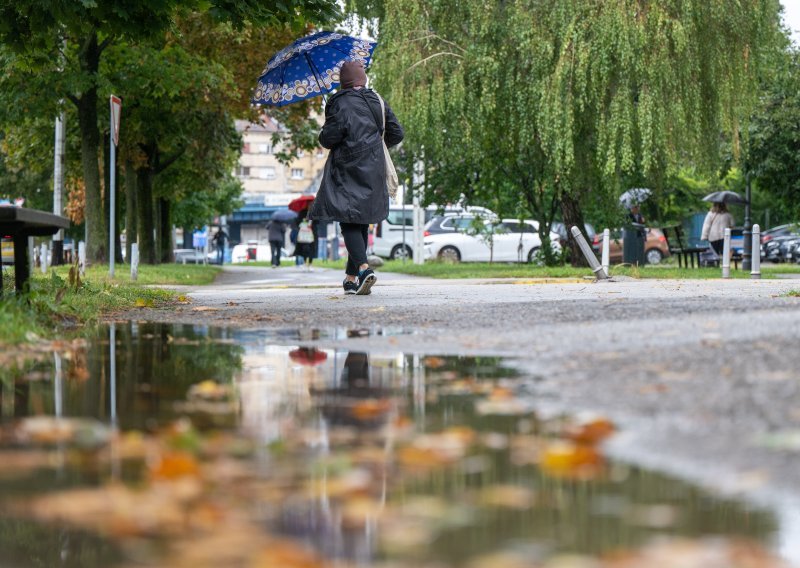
[701,199,736,256]
[270,209,299,268]
[309,60,404,295]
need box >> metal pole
[721,228,731,278]
[401,187,407,264]
[109,114,116,278]
[570,226,608,279]
[110,323,117,426]
[742,171,752,271]
[601,228,610,275]
[52,112,66,265]
[40,243,48,274]
[751,224,761,280]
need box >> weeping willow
[374,0,781,264]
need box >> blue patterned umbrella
[252,31,377,107]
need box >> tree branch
[405,52,463,74]
[97,35,115,56]
[155,147,186,174]
[66,93,80,108]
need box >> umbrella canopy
[289,347,328,366]
[288,195,315,212]
[252,31,377,108]
[271,209,298,223]
[619,188,652,208]
[702,191,747,205]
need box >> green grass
[0,263,218,344]
[49,263,220,286]
[376,260,800,280]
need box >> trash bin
[622,224,646,265]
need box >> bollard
[601,228,610,275]
[751,224,761,280]
[40,244,48,274]
[130,243,139,281]
[721,228,731,278]
[570,226,609,280]
[77,241,86,277]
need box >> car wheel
[438,246,461,263]
[645,248,663,265]
[390,244,413,260]
[527,247,541,264]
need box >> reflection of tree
[0,518,121,568]
[6,323,244,430]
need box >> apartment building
[230,117,328,244]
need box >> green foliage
[748,46,800,220]
[373,0,783,264]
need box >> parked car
[762,234,800,263]
[423,218,561,263]
[761,223,800,245]
[373,205,493,260]
[592,228,671,265]
[422,207,498,238]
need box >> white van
[373,205,494,260]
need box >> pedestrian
[315,219,329,261]
[266,218,285,268]
[294,209,316,271]
[701,202,735,255]
[212,227,228,264]
[309,60,404,295]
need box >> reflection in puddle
[0,323,785,567]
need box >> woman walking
[309,60,404,295]
[294,209,317,271]
[701,202,735,255]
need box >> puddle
[0,323,786,567]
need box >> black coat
[309,88,404,224]
[267,220,285,244]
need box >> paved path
[131,265,800,559]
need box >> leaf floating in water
[566,417,616,446]
[149,451,201,480]
[540,441,604,478]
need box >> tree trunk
[136,167,156,264]
[125,161,138,263]
[561,191,589,267]
[159,198,173,263]
[77,31,106,264]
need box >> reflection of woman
[701,203,734,255]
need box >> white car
[423,219,561,263]
[373,205,495,260]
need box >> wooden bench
[660,225,707,269]
[0,207,69,294]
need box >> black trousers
[269,240,282,266]
[710,239,724,255]
[341,223,370,276]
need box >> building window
[258,143,272,154]
[258,167,276,180]
[316,149,325,159]
[235,166,250,178]
[291,168,304,180]
[297,150,305,158]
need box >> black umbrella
[702,191,747,205]
[271,209,298,222]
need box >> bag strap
[357,89,384,138]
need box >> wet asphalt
[127,264,800,551]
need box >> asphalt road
[129,264,800,561]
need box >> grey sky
[783,0,800,43]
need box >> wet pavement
[0,323,792,567]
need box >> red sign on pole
[110,95,122,146]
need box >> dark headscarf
[340,60,367,89]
